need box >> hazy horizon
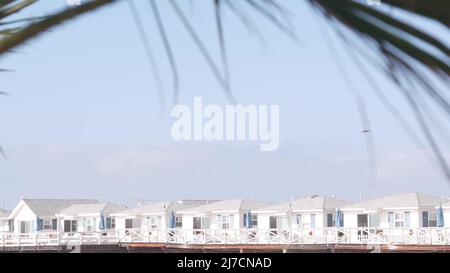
[1,0,449,209]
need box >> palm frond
[0,0,449,182]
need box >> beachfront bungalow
[341,192,447,229]
[112,200,220,232]
[8,199,98,233]
[177,199,267,230]
[111,201,205,240]
[0,209,10,232]
[56,203,124,233]
[253,195,351,230]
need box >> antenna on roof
[359,193,363,202]
[130,198,153,207]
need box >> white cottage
[341,192,446,228]
[8,199,98,233]
[253,195,350,230]
[112,200,219,233]
[177,199,267,230]
[111,201,193,238]
[56,203,124,233]
[0,209,10,232]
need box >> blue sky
[0,0,448,208]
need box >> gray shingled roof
[441,200,450,208]
[58,203,124,216]
[112,201,189,216]
[0,209,9,218]
[178,199,268,214]
[22,199,99,217]
[343,192,446,210]
[255,196,350,212]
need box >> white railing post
[444,228,447,245]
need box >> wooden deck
[2,227,450,252]
[125,243,450,253]
[3,242,450,253]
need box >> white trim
[141,212,165,216]
[9,200,36,219]
[211,210,239,214]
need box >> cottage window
[193,217,204,229]
[52,219,57,230]
[1,220,8,232]
[327,213,335,227]
[106,218,115,229]
[296,214,302,228]
[357,214,369,227]
[8,220,14,232]
[279,216,289,229]
[64,220,77,232]
[394,212,404,227]
[125,218,133,229]
[310,214,316,228]
[298,214,316,228]
[83,218,96,232]
[427,212,437,227]
[175,216,182,228]
[20,221,31,233]
[388,212,410,228]
[43,219,52,230]
[243,213,258,228]
[146,216,162,229]
[125,218,140,229]
[217,214,234,229]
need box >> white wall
[0,219,9,232]
[343,209,422,228]
[58,216,100,232]
[343,212,358,228]
[444,209,450,228]
[257,214,270,229]
[10,202,37,233]
[181,215,194,230]
[256,211,329,229]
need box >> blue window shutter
[37,218,43,231]
[52,219,57,230]
[422,211,429,227]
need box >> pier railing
[1,227,450,247]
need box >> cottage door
[193,217,202,229]
[357,214,368,227]
[269,216,277,229]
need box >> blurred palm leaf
[0,0,449,178]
